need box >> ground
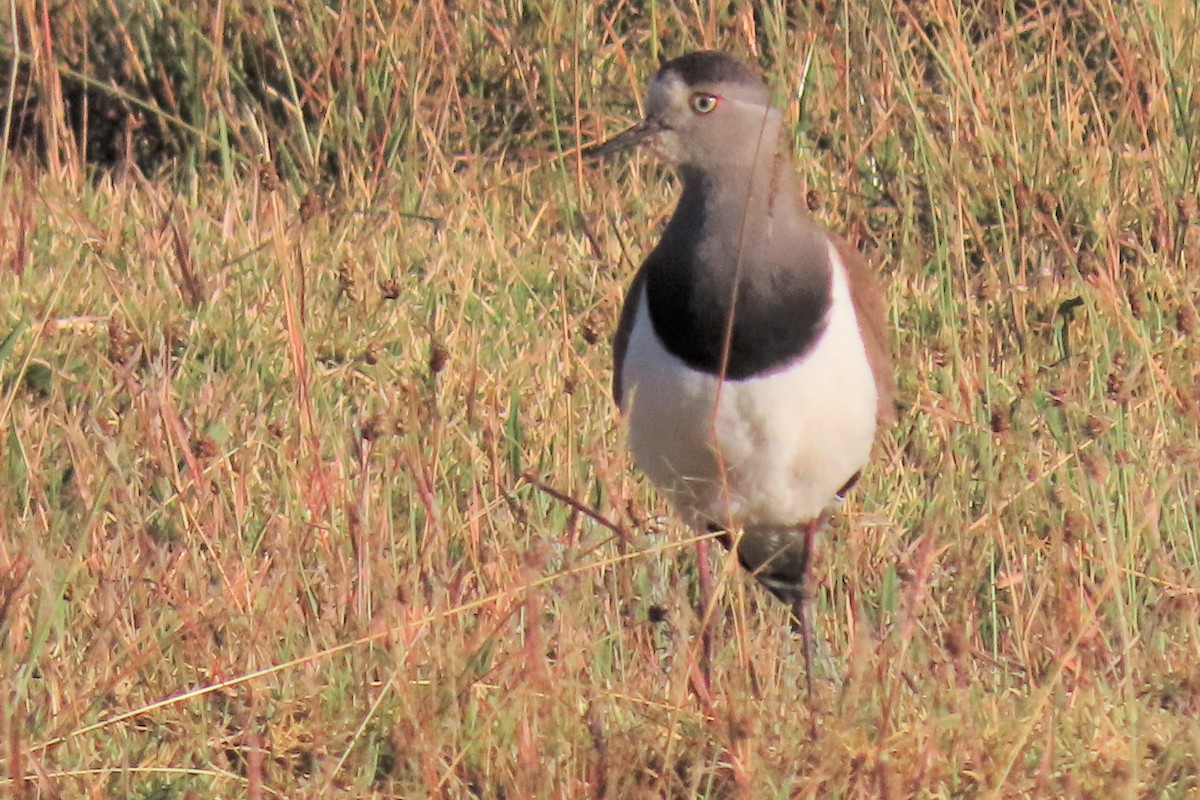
[1,1,1198,797]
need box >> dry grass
[2,1,1199,797]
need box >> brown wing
[611,263,648,412]
[831,235,896,427]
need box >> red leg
[694,535,714,691]
[794,518,821,706]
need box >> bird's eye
[689,93,719,114]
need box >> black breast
[643,225,832,380]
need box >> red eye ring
[689,93,719,114]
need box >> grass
[2,0,1199,796]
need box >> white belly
[620,241,879,528]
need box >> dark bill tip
[581,120,662,157]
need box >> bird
[588,50,895,696]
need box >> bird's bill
[583,119,664,157]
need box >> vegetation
[1,1,1198,796]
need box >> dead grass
[1,0,1199,797]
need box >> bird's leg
[694,534,715,691]
[791,518,821,704]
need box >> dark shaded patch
[660,51,765,90]
[704,523,821,609]
[642,179,832,379]
[728,529,812,607]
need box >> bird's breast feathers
[619,239,878,528]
